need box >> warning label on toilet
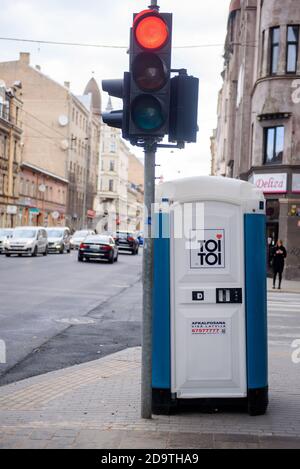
[192,321,227,335]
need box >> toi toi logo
[0,340,6,364]
[291,339,300,364]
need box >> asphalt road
[0,250,142,386]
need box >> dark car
[116,231,139,255]
[78,235,118,264]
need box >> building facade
[212,0,300,280]
[0,80,22,228]
[0,53,100,230]
[95,100,144,233]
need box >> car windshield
[73,231,89,238]
[13,230,37,239]
[47,230,64,238]
[0,229,13,237]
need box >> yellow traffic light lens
[135,15,169,50]
[132,95,164,131]
[133,53,168,91]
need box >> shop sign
[19,198,32,207]
[252,173,287,193]
[29,208,40,215]
[87,210,96,219]
[52,211,60,220]
[292,174,300,193]
[6,206,17,215]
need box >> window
[110,141,116,153]
[286,25,299,73]
[264,126,284,164]
[14,140,17,161]
[270,27,280,75]
[109,179,114,192]
[261,30,265,75]
[110,160,115,172]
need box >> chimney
[19,52,30,65]
[35,65,41,71]
[64,81,70,89]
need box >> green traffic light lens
[132,95,164,131]
[133,53,168,91]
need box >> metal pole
[141,142,156,419]
[150,0,159,10]
[82,135,90,230]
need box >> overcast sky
[0,0,230,181]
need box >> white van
[4,227,48,257]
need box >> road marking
[55,318,96,325]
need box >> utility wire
[0,36,258,50]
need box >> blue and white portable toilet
[152,176,268,416]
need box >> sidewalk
[267,278,300,294]
[0,347,300,449]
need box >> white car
[4,227,48,257]
[70,230,95,250]
[0,228,14,254]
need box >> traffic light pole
[141,139,156,420]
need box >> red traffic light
[134,14,169,50]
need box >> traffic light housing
[102,72,130,139]
[169,74,199,144]
[128,9,172,142]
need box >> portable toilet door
[152,176,268,416]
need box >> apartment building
[0,80,22,228]
[212,0,300,280]
[95,99,144,233]
[0,53,100,229]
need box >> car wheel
[5,254,11,257]
[108,252,114,264]
[32,246,38,257]
[43,247,48,256]
[78,255,84,262]
[114,253,119,262]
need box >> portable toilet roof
[156,176,264,207]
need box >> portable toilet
[152,176,268,416]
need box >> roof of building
[229,0,241,14]
[84,78,101,116]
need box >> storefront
[249,170,300,280]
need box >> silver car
[0,229,14,254]
[4,227,48,257]
[46,227,71,254]
[70,230,95,250]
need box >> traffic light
[169,73,199,144]
[102,73,130,139]
[128,9,173,141]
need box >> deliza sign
[190,229,225,269]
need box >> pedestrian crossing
[268,292,300,347]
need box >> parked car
[115,231,139,255]
[78,235,118,263]
[46,227,71,254]
[0,228,14,254]
[4,227,48,257]
[136,232,144,246]
[70,230,95,250]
